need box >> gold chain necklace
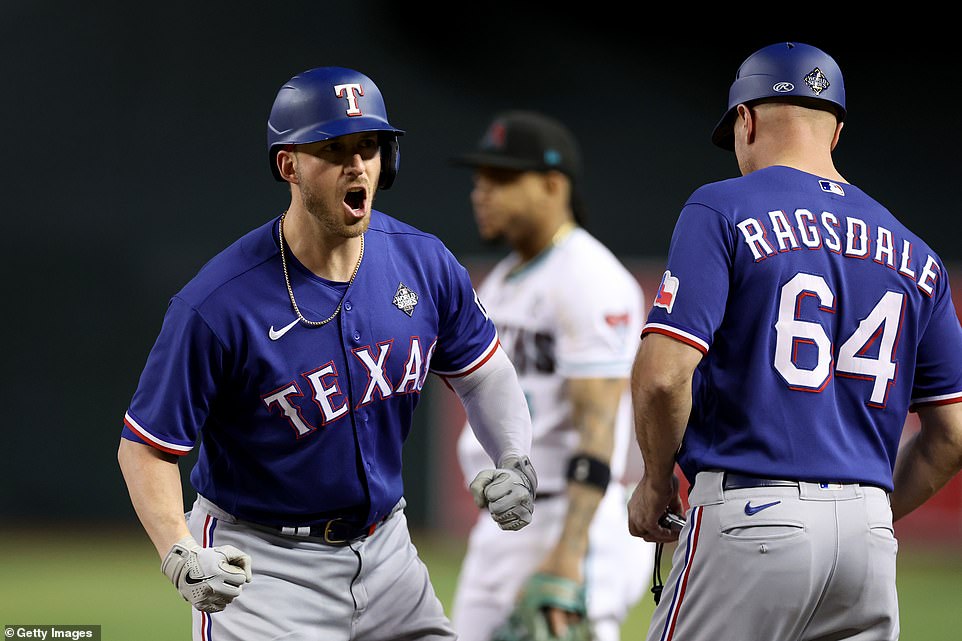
[278,211,364,328]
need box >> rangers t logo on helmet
[334,83,365,116]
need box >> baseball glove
[490,573,592,641]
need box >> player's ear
[276,145,299,185]
[830,121,843,152]
[542,171,574,210]
[735,103,756,146]
[542,170,566,196]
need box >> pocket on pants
[718,496,806,544]
[722,521,806,541]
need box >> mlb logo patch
[819,180,845,196]
[654,270,679,313]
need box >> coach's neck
[733,102,846,183]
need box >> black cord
[650,542,665,605]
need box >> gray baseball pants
[645,470,898,641]
[187,495,457,641]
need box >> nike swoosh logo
[269,318,300,341]
[744,500,781,516]
[184,573,216,585]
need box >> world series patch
[804,67,830,95]
[393,282,419,316]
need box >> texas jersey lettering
[260,334,435,436]
[123,211,498,527]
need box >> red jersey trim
[433,336,501,378]
[642,324,710,355]
[123,412,192,456]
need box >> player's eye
[477,168,522,185]
[356,137,380,159]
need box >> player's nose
[344,152,365,176]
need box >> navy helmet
[712,42,846,151]
[267,66,405,188]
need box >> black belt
[723,473,799,490]
[722,473,885,493]
[267,503,402,545]
[276,518,379,545]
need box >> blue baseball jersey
[645,166,962,490]
[122,211,497,527]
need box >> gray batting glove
[470,455,538,531]
[161,535,252,613]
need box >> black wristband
[566,454,611,490]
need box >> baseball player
[117,66,539,641]
[627,42,962,641]
[449,111,656,641]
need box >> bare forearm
[542,377,621,579]
[545,483,603,577]
[626,334,701,541]
[891,404,962,521]
[118,438,191,558]
[634,387,689,483]
[631,342,694,488]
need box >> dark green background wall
[2,3,959,526]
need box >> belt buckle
[323,518,349,544]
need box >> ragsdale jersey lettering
[457,228,645,493]
[122,212,497,527]
[735,208,942,295]
[644,166,962,490]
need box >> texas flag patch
[654,270,679,313]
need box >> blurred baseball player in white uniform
[450,111,656,641]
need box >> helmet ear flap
[379,137,400,190]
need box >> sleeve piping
[642,323,710,354]
[432,335,500,378]
[123,412,193,456]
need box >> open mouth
[344,187,367,213]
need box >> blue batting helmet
[267,66,405,188]
[711,42,846,151]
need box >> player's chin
[473,221,501,242]
[341,216,370,238]
[478,228,505,245]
